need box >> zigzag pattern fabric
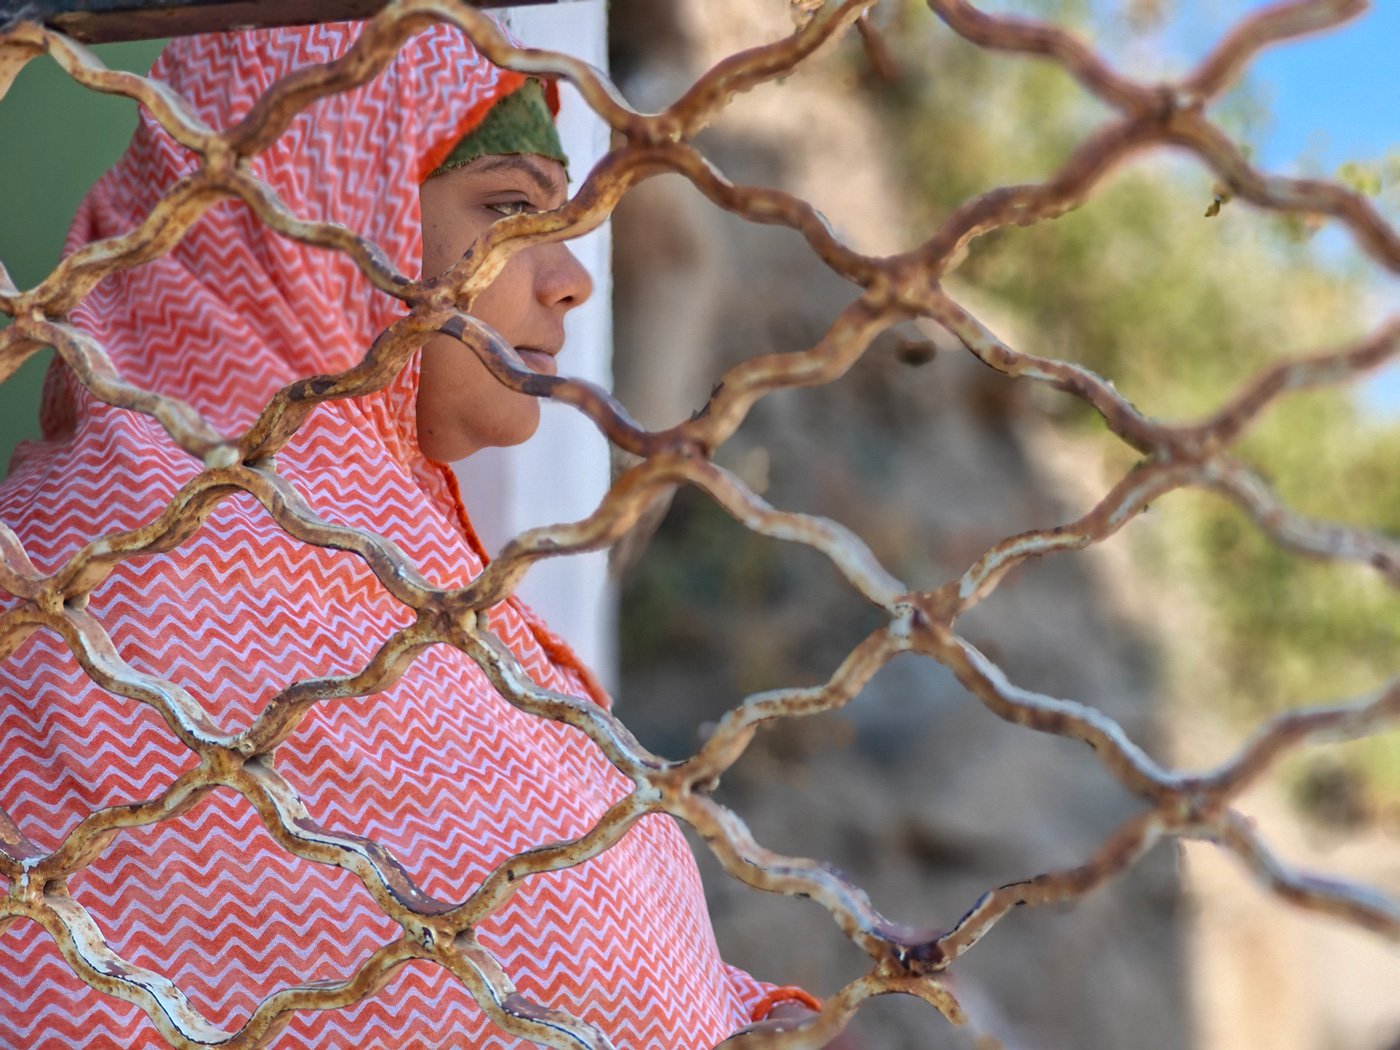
[0,21,784,1048]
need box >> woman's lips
[517,348,557,376]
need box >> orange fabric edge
[526,608,611,709]
[417,68,528,184]
[428,459,612,710]
[416,70,563,185]
[751,986,824,1022]
[541,77,561,117]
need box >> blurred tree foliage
[873,1,1400,793]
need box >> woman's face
[416,153,591,462]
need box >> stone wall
[607,5,1186,1046]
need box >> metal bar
[1,0,562,44]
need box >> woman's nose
[537,241,593,313]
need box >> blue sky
[1240,1,1400,173]
[1102,1,1400,172]
[1163,1,1400,415]
[1247,1,1400,414]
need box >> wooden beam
[3,0,563,44]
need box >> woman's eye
[486,199,533,217]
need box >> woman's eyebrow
[469,155,565,198]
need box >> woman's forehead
[455,155,569,198]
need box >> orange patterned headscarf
[0,20,798,1047]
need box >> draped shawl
[0,20,788,1048]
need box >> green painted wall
[0,39,166,475]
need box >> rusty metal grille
[2,0,1398,1046]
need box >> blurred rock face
[608,4,1185,1048]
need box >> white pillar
[454,0,616,690]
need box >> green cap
[428,78,566,179]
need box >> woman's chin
[498,404,543,448]
[420,398,543,462]
[470,403,543,458]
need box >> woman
[0,18,821,1048]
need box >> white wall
[454,0,616,690]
